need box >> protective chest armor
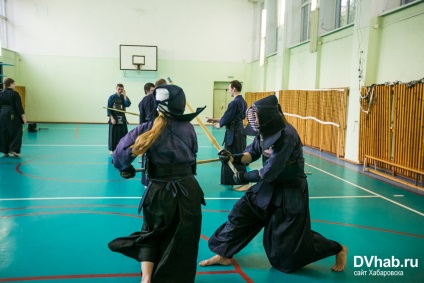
[112,96,125,124]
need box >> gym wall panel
[18,54,248,123]
[6,0,254,123]
[287,44,317,89]
[7,0,253,63]
[318,27,354,88]
[375,1,424,83]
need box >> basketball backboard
[120,45,157,71]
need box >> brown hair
[3,78,15,88]
[230,80,242,92]
[155,78,167,87]
[144,82,155,94]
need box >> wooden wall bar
[392,84,424,179]
[279,89,348,157]
[359,85,392,170]
[360,83,424,183]
[245,89,348,157]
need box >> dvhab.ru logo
[354,256,418,268]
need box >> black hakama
[0,88,25,155]
[207,179,342,273]
[219,95,247,185]
[107,93,130,152]
[108,123,128,152]
[109,177,203,283]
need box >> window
[260,6,267,66]
[336,0,356,28]
[382,0,420,13]
[254,0,278,65]
[318,0,357,35]
[265,0,278,56]
[301,0,311,42]
[0,0,6,53]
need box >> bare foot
[332,245,348,272]
[233,184,251,191]
[199,255,231,267]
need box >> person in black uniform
[200,95,347,273]
[109,84,206,283]
[206,80,247,187]
[0,78,27,157]
[107,83,131,154]
[138,82,155,124]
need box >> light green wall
[318,27,354,88]
[287,43,318,89]
[375,1,424,83]
[265,55,278,92]
[250,60,265,91]
[16,54,248,124]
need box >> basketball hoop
[120,45,158,71]
[132,55,145,72]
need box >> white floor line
[0,197,141,201]
[310,195,379,199]
[306,163,424,217]
[22,144,108,147]
[2,163,422,217]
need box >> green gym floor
[0,123,423,283]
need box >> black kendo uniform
[207,95,342,273]
[219,95,247,185]
[107,93,131,152]
[109,85,206,283]
[0,87,25,155]
[138,93,157,124]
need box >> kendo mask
[154,84,206,122]
[243,95,285,137]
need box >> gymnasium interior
[0,1,423,282]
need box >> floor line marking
[21,144,216,148]
[306,163,424,217]
[0,195,379,202]
[22,144,108,147]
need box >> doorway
[213,81,232,119]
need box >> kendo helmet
[244,95,285,137]
[154,84,206,122]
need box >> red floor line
[199,234,254,283]
[312,218,424,238]
[0,273,140,282]
[0,271,241,282]
[2,209,422,239]
[231,258,255,283]
[196,270,238,275]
